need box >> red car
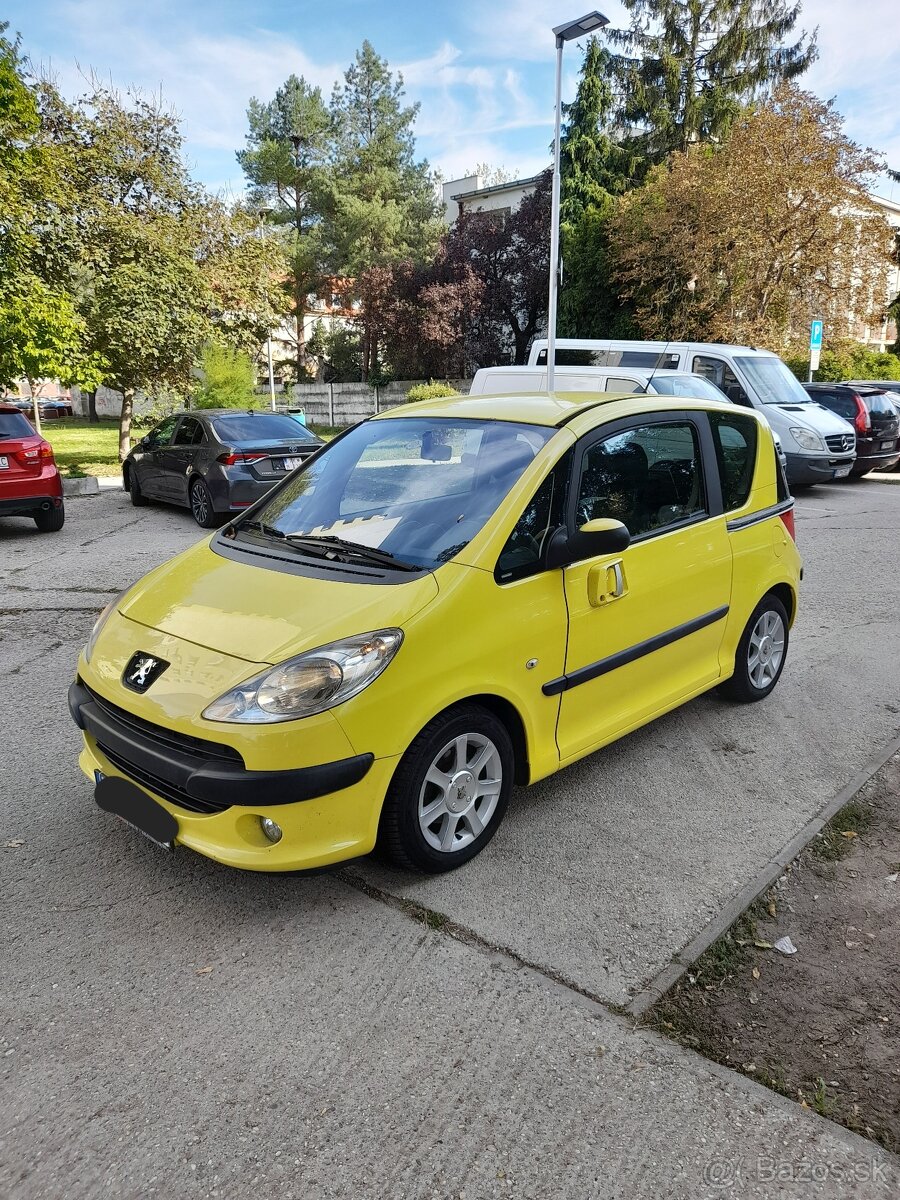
[0,403,65,532]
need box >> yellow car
[70,391,801,873]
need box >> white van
[470,365,789,472]
[525,339,856,486]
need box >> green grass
[42,418,122,477]
[809,797,873,862]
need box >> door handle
[587,559,628,607]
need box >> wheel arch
[399,694,531,787]
[767,581,796,626]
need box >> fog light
[260,817,283,843]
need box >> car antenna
[644,339,672,395]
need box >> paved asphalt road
[2,480,899,1198]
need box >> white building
[441,173,547,226]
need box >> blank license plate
[881,440,895,451]
[833,465,851,478]
[94,770,177,851]
[0,456,8,469]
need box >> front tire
[33,503,65,533]
[718,594,789,703]
[378,704,514,872]
[189,478,221,528]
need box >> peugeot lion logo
[123,652,169,693]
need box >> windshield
[212,413,317,443]
[238,417,554,571]
[733,356,811,406]
[648,375,728,401]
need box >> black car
[124,409,324,526]
[802,384,900,476]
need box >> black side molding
[543,605,729,696]
[726,499,793,533]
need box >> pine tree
[237,75,331,380]
[328,41,442,378]
[558,38,634,226]
[609,0,817,165]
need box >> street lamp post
[256,205,278,410]
[547,11,609,392]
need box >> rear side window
[0,412,34,438]
[708,412,758,512]
[813,389,857,420]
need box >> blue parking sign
[809,320,823,350]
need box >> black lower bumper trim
[69,680,373,813]
[0,494,62,516]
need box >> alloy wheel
[417,732,503,854]
[747,610,785,690]
[191,482,209,524]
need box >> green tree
[329,42,443,377]
[0,28,101,429]
[237,75,331,380]
[609,87,890,348]
[193,342,257,408]
[608,0,817,167]
[556,37,639,339]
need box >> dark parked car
[0,403,65,531]
[802,383,900,476]
[123,409,324,527]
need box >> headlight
[84,592,126,663]
[789,427,825,453]
[202,629,403,724]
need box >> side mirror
[546,518,630,569]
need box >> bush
[405,380,460,402]
[132,396,180,429]
[193,343,258,409]
[785,340,900,383]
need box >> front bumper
[69,679,393,871]
[784,452,855,486]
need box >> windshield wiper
[282,533,420,571]
[240,519,286,539]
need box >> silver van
[527,340,856,486]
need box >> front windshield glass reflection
[240,417,554,570]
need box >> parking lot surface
[2,482,898,1197]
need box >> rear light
[216,451,267,466]
[40,440,55,463]
[853,398,870,435]
[15,440,54,467]
[779,506,796,542]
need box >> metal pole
[267,336,276,410]
[546,37,564,393]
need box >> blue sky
[6,0,900,201]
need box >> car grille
[84,682,242,815]
[825,433,855,453]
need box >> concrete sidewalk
[1,487,897,1197]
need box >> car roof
[0,402,27,414]
[807,382,884,393]
[530,338,779,358]
[380,390,741,429]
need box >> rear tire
[189,478,222,528]
[718,594,789,704]
[33,503,65,533]
[128,468,148,507]
[378,703,514,873]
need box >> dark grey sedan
[123,409,324,527]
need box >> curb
[625,726,900,1017]
[62,476,100,497]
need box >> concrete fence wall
[70,380,473,427]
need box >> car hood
[773,402,854,436]
[120,539,440,665]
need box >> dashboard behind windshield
[237,417,554,571]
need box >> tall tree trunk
[26,378,43,437]
[87,389,98,424]
[119,389,135,462]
